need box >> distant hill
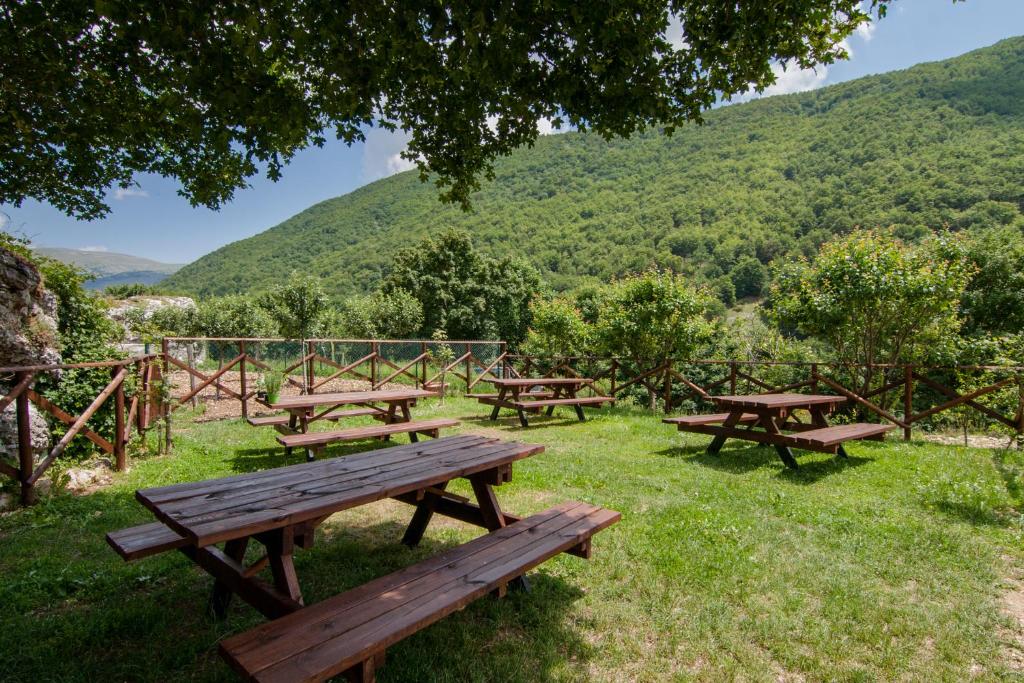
[164,37,1024,299]
[37,247,182,290]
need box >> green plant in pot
[260,371,283,405]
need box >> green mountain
[37,247,183,290]
[165,37,1024,299]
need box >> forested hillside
[164,37,1024,299]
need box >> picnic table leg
[512,387,529,428]
[707,410,746,454]
[209,537,249,618]
[401,481,448,547]
[763,413,799,469]
[489,387,505,421]
[399,401,419,443]
[264,527,303,607]
[568,385,586,422]
[298,411,316,461]
[284,412,297,456]
[809,406,848,458]
[546,385,563,416]
[469,476,529,593]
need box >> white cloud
[80,245,109,252]
[113,187,149,200]
[732,61,829,103]
[360,127,415,181]
[665,15,687,50]
[856,20,876,42]
[385,153,417,175]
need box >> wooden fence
[0,355,165,505]
[505,355,1024,442]
[160,337,508,419]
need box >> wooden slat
[484,377,594,387]
[713,393,845,410]
[271,389,435,411]
[220,502,621,682]
[510,396,613,408]
[26,388,114,454]
[276,419,459,448]
[106,521,189,561]
[663,412,759,427]
[787,423,896,447]
[247,408,380,427]
[0,371,34,415]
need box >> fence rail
[0,355,165,505]
[506,354,1024,442]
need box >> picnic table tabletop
[713,393,846,411]
[270,387,436,411]
[483,377,594,387]
[136,434,543,548]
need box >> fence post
[16,371,34,505]
[113,366,126,471]
[161,337,172,453]
[305,340,315,394]
[500,342,507,378]
[729,362,737,395]
[239,341,248,418]
[420,341,427,390]
[370,341,379,389]
[810,363,818,394]
[134,359,144,433]
[185,342,197,408]
[662,362,672,414]
[904,365,913,442]
[610,360,617,396]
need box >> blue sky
[3,0,1022,265]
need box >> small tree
[768,230,975,397]
[595,270,717,408]
[429,329,456,402]
[523,296,591,359]
[260,272,330,340]
[336,289,424,339]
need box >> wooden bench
[276,418,460,459]
[219,501,620,683]
[663,412,759,427]
[106,521,189,561]
[510,396,614,409]
[247,408,382,428]
[466,391,555,400]
[787,422,895,448]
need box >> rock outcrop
[0,247,60,368]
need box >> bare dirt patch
[920,432,1019,450]
[1000,558,1024,672]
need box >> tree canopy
[2,0,881,218]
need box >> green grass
[2,397,1024,681]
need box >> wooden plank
[509,396,613,408]
[0,370,34,415]
[220,503,620,681]
[106,521,189,561]
[271,389,436,411]
[663,412,758,427]
[787,423,896,447]
[140,435,488,505]
[713,393,845,410]
[483,377,595,387]
[179,441,544,547]
[27,388,114,454]
[248,408,380,427]
[276,419,458,448]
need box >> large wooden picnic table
[475,376,614,427]
[664,393,894,469]
[271,388,436,430]
[124,434,543,619]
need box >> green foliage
[36,258,119,358]
[258,370,283,404]
[3,1,875,217]
[382,230,542,344]
[959,226,1024,337]
[523,297,591,358]
[768,230,975,392]
[103,283,164,299]
[162,37,1024,301]
[147,305,201,338]
[595,270,717,362]
[730,256,768,299]
[335,289,424,339]
[259,272,330,339]
[196,296,277,339]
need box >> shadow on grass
[227,438,404,473]
[657,443,871,481]
[461,412,591,433]
[0,490,594,682]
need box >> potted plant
[259,370,283,405]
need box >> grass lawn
[2,396,1024,681]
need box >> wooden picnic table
[262,388,444,459]
[107,435,621,681]
[474,376,614,427]
[112,434,542,618]
[664,393,894,469]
